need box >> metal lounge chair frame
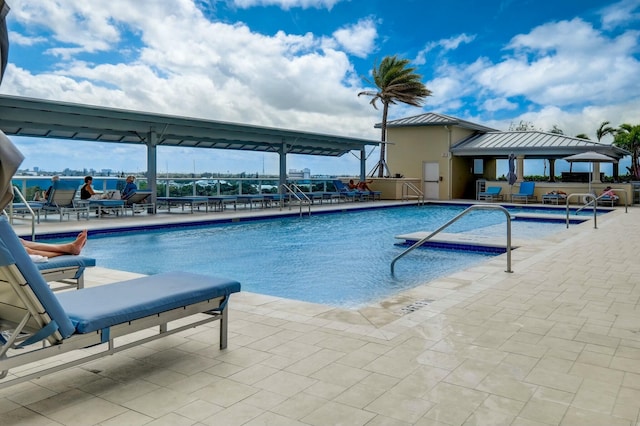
[511,181,537,204]
[0,216,240,388]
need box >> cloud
[600,0,640,30]
[228,0,345,10]
[467,18,640,108]
[415,33,476,65]
[331,18,377,58]
[7,31,47,46]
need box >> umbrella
[563,151,617,194]
[507,153,517,185]
[0,1,9,84]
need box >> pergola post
[517,155,525,182]
[360,147,366,181]
[278,141,288,190]
[147,128,157,213]
[548,159,556,182]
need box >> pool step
[395,231,520,251]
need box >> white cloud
[229,0,345,10]
[600,0,640,30]
[415,33,476,65]
[332,18,377,58]
[7,31,47,46]
[469,18,640,107]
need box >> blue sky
[1,0,639,177]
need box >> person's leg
[20,230,87,256]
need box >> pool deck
[4,201,640,425]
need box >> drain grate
[397,298,435,315]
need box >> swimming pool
[73,204,584,309]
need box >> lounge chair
[42,185,89,221]
[542,192,567,205]
[477,186,503,202]
[511,181,537,203]
[123,191,155,214]
[35,255,96,290]
[333,180,381,201]
[597,194,618,206]
[0,216,241,387]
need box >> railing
[574,188,627,214]
[567,193,597,229]
[8,186,37,240]
[401,182,425,205]
[391,205,513,275]
[568,189,628,229]
[279,184,311,217]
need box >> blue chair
[511,181,537,203]
[477,186,502,202]
[0,216,241,386]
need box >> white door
[423,162,439,199]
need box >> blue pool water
[71,204,585,309]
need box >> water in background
[76,205,568,308]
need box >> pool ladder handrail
[391,204,513,275]
[565,193,597,229]
[279,183,311,217]
[6,186,37,241]
[401,182,425,205]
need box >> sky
[1,0,639,177]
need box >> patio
[2,203,640,425]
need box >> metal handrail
[401,182,425,204]
[9,186,37,240]
[279,184,311,217]
[391,204,512,275]
[566,193,597,229]
[574,188,627,215]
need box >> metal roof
[0,95,379,157]
[450,131,630,159]
[378,112,498,132]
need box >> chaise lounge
[0,216,241,387]
[477,186,503,202]
[511,181,537,204]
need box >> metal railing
[279,184,311,217]
[8,186,37,240]
[568,189,628,229]
[574,188,627,214]
[401,182,425,205]
[391,205,513,275]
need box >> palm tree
[597,121,616,142]
[358,55,432,177]
[614,123,640,178]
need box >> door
[423,162,439,199]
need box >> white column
[517,155,525,182]
[592,163,601,183]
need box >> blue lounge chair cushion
[0,217,77,338]
[36,255,96,279]
[56,272,241,333]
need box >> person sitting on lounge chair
[121,175,137,199]
[20,230,87,258]
[601,186,619,200]
[348,179,373,191]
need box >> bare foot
[70,230,88,255]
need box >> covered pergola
[451,131,630,182]
[0,95,379,204]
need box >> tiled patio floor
[3,203,640,425]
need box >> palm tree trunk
[377,102,389,178]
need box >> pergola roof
[450,131,630,159]
[0,95,379,156]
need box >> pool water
[79,205,574,308]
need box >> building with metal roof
[382,112,631,201]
